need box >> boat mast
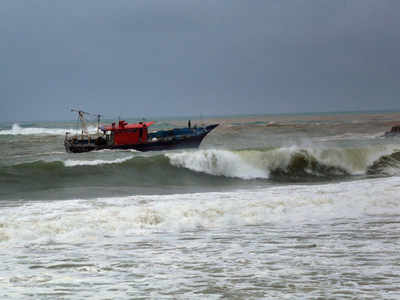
[71,109,103,135]
[71,109,89,135]
[97,114,101,134]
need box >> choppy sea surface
[1,111,400,299]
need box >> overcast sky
[1,0,400,122]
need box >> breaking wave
[0,123,97,136]
[367,151,400,176]
[167,146,400,180]
[2,146,400,181]
[1,145,400,200]
[166,150,269,179]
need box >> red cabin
[102,120,155,145]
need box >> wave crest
[367,151,400,176]
[2,146,400,199]
[167,150,269,179]
[0,123,97,136]
[167,146,400,180]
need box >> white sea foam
[318,132,384,141]
[63,156,133,167]
[167,150,269,179]
[1,177,399,245]
[0,123,97,136]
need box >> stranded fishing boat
[64,110,218,153]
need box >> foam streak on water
[63,156,134,167]
[1,177,400,298]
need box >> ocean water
[1,112,400,299]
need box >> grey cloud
[1,0,399,121]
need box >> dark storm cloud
[1,0,400,121]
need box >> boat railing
[65,131,105,142]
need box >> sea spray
[167,149,269,179]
